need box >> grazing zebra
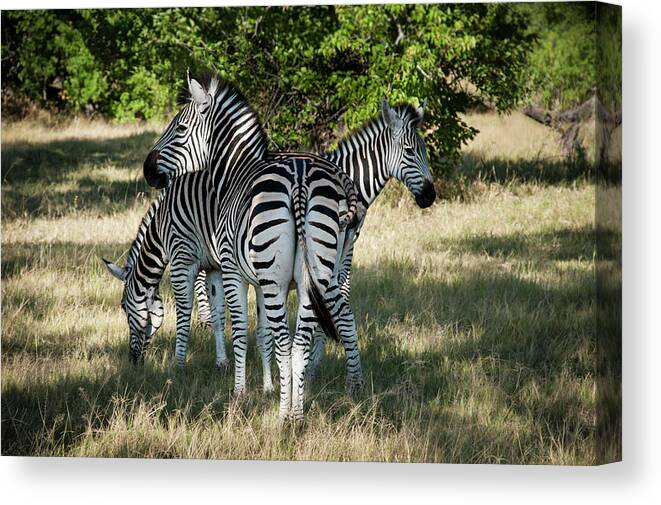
[195,98,435,384]
[103,179,229,369]
[133,70,358,421]
[106,157,357,421]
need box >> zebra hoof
[216,360,230,372]
[277,412,304,429]
[346,378,364,396]
[305,369,319,383]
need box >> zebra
[103,182,230,370]
[195,98,436,385]
[306,98,436,376]
[105,158,357,421]
[130,70,358,421]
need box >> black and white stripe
[104,174,230,370]
[307,99,436,377]
[131,71,357,421]
[195,99,435,388]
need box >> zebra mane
[124,194,164,273]
[177,68,270,152]
[331,104,423,153]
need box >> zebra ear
[381,98,403,134]
[187,71,210,109]
[102,258,127,282]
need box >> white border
[2,1,659,503]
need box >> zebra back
[268,151,358,231]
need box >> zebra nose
[143,149,168,189]
[415,180,436,208]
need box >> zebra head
[103,259,164,364]
[143,70,216,189]
[143,70,268,189]
[381,99,436,208]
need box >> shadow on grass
[422,225,604,263]
[1,132,158,185]
[306,224,596,459]
[1,226,597,461]
[2,240,139,280]
[1,132,159,220]
[459,153,592,185]
[314,253,594,392]
[0,344,235,455]
[1,177,154,220]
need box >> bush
[2,5,535,176]
[517,2,597,110]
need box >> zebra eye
[176,123,188,134]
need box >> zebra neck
[126,196,161,272]
[131,216,167,288]
[208,101,268,190]
[325,121,393,209]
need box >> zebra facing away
[195,98,436,383]
[121,71,359,421]
[106,157,357,421]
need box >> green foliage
[518,2,597,110]
[2,5,535,175]
[1,11,107,108]
[111,67,172,122]
[596,4,622,112]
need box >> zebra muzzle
[415,180,436,208]
[144,149,169,189]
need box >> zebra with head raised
[307,98,436,376]
[129,70,358,422]
[195,98,435,386]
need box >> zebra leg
[224,276,250,397]
[254,287,274,394]
[308,236,355,381]
[259,282,292,420]
[291,291,317,423]
[326,280,364,394]
[205,270,228,370]
[171,263,198,368]
[307,331,326,381]
[194,270,212,327]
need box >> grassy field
[2,112,601,463]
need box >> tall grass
[453,111,592,194]
[1,113,603,463]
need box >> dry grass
[461,111,565,162]
[1,116,164,145]
[451,111,590,192]
[1,114,605,463]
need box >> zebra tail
[305,264,340,343]
[292,164,341,343]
